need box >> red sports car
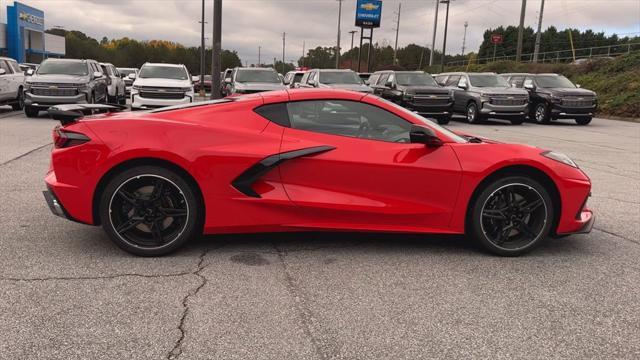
[44,89,593,256]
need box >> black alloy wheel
[471,176,553,256]
[100,166,200,256]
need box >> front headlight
[541,150,578,168]
[403,93,414,100]
[181,87,193,92]
[132,85,141,91]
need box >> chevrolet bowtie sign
[19,11,44,27]
[355,0,382,28]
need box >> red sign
[491,34,503,44]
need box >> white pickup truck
[0,56,25,110]
[130,63,194,109]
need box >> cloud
[17,0,640,65]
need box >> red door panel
[278,128,463,232]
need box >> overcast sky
[3,0,639,65]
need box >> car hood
[133,78,192,88]
[319,83,373,92]
[398,85,449,95]
[477,86,528,95]
[546,87,596,97]
[27,74,90,84]
[235,82,287,91]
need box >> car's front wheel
[11,87,24,110]
[466,102,483,124]
[533,103,550,124]
[470,176,554,256]
[99,166,201,256]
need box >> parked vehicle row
[117,67,138,96]
[0,56,25,110]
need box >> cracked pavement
[0,109,639,359]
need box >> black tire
[466,102,483,124]
[437,114,451,125]
[533,102,551,124]
[575,116,592,125]
[510,117,524,125]
[24,105,39,118]
[11,87,24,110]
[99,165,201,256]
[469,176,554,256]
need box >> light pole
[429,0,439,66]
[533,0,545,63]
[210,0,222,99]
[349,30,357,70]
[258,46,261,67]
[461,21,468,56]
[199,0,206,97]
[440,0,450,72]
[336,0,343,68]
[516,0,527,62]
[282,32,286,74]
[393,2,401,65]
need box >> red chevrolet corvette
[44,89,593,256]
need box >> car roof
[439,72,496,75]
[316,69,356,72]
[235,67,276,70]
[44,58,90,62]
[143,63,185,68]
[501,73,531,76]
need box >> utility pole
[516,0,527,62]
[429,0,440,66]
[282,32,286,74]
[210,0,222,99]
[336,0,342,68]
[349,30,357,70]
[393,2,401,65]
[301,41,305,67]
[440,0,450,72]
[199,0,206,97]
[258,46,261,66]
[461,21,468,56]
[532,0,545,62]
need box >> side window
[387,73,395,85]
[9,60,21,73]
[0,60,12,74]
[523,77,535,88]
[434,75,447,85]
[445,75,461,87]
[300,72,310,84]
[255,103,290,127]
[309,71,317,83]
[286,100,412,143]
[378,73,389,86]
[111,66,118,77]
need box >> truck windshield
[395,73,438,86]
[37,61,88,76]
[139,66,189,80]
[236,69,281,83]
[119,69,136,76]
[536,75,576,88]
[468,74,508,87]
[320,71,362,84]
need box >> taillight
[53,127,90,148]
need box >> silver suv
[0,56,25,111]
[298,69,373,93]
[435,72,528,124]
[23,58,108,117]
[100,63,126,104]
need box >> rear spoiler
[48,104,128,125]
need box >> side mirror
[26,69,35,76]
[524,82,535,90]
[128,73,136,80]
[576,84,581,88]
[457,79,468,89]
[0,68,6,75]
[224,78,232,84]
[93,71,103,78]
[385,80,393,88]
[308,79,316,86]
[409,124,443,147]
[364,80,370,85]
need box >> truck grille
[412,96,451,106]
[31,87,78,97]
[562,98,594,107]
[139,90,185,99]
[490,97,528,106]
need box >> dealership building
[0,1,65,63]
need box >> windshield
[395,73,438,86]
[138,66,189,80]
[468,74,508,87]
[204,75,212,81]
[536,75,576,88]
[320,71,362,84]
[374,97,467,143]
[236,69,281,83]
[37,61,88,76]
[119,69,136,76]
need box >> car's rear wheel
[575,116,592,125]
[24,105,39,118]
[533,103,550,124]
[11,87,24,110]
[99,166,200,256]
[470,176,554,256]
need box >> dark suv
[23,58,108,117]
[502,73,597,125]
[370,70,453,124]
[435,72,528,124]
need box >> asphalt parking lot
[1,107,638,359]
